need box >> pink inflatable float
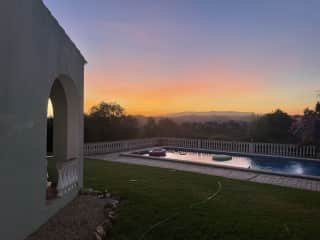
[149,148,167,157]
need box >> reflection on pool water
[134,148,320,177]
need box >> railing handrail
[84,137,159,145]
[84,137,319,159]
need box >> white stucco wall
[0,1,85,239]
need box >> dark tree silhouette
[79,102,305,144]
[89,102,124,118]
[291,102,320,145]
[84,102,139,142]
[143,118,158,137]
[250,109,295,143]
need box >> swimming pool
[131,147,320,178]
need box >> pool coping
[120,146,320,181]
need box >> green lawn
[84,159,320,240]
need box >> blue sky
[44,0,320,115]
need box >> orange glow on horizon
[84,99,309,116]
[43,0,320,118]
[84,63,316,116]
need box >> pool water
[134,148,320,177]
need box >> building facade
[0,1,86,239]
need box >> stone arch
[48,75,81,163]
[45,75,82,199]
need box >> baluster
[269,144,272,155]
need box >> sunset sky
[44,0,320,116]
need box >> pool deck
[87,153,320,192]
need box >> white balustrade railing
[162,138,318,159]
[56,158,79,197]
[84,138,319,159]
[84,138,159,155]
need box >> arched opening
[46,99,58,200]
[47,99,54,154]
[45,76,81,201]
[46,79,68,200]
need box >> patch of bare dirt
[26,191,121,240]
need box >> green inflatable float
[212,154,232,161]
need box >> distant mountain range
[133,111,257,126]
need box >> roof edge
[40,0,87,64]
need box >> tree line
[47,101,320,152]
